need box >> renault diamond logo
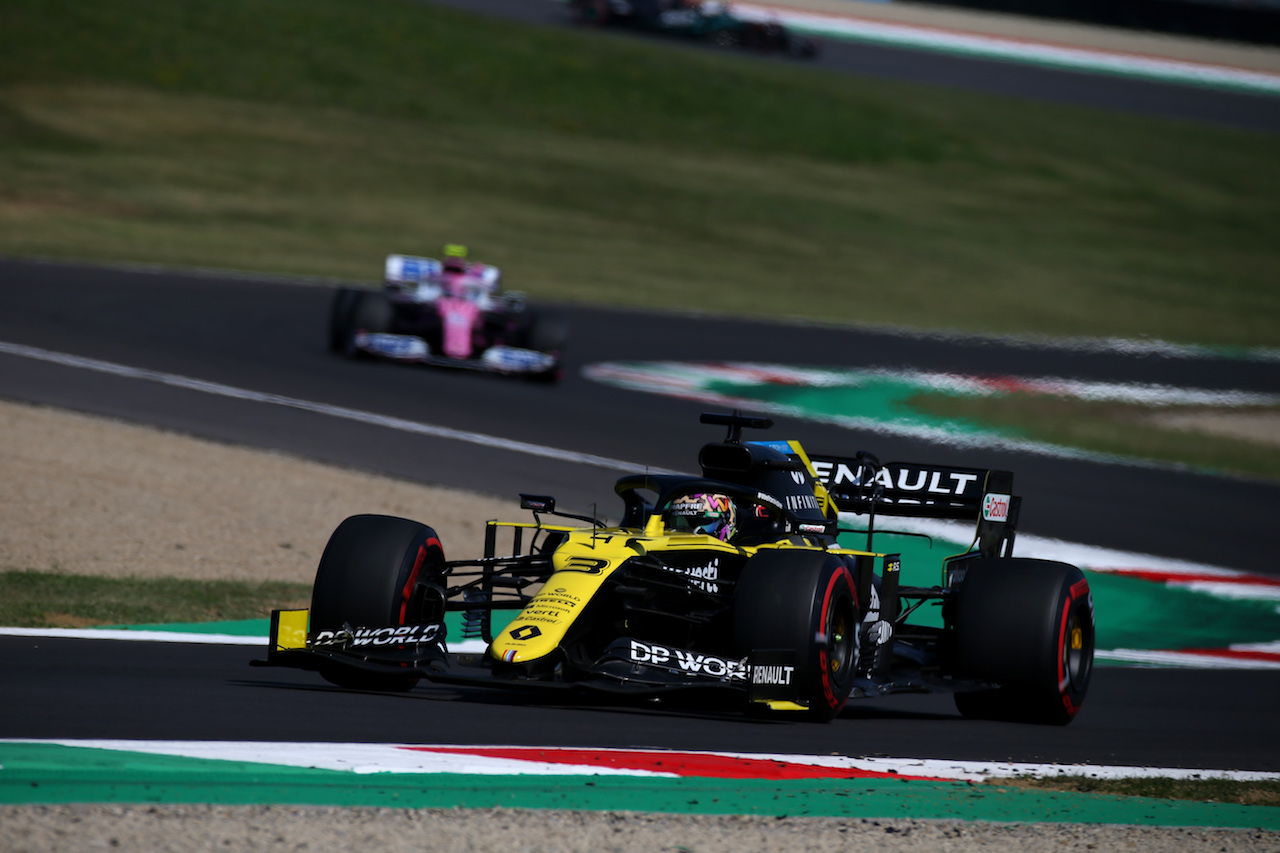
[509,625,542,641]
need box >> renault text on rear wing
[807,454,1020,558]
[807,455,1011,519]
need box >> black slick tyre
[310,514,446,691]
[328,287,359,353]
[524,312,568,354]
[519,312,567,383]
[341,290,393,357]
[952,558,1094,725]
[733,550,859,721]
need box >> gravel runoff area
[0,400,516,584]
[4,805,1280,853]
[4,400,1280,849]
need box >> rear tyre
[310,514,446,691]
[733,550,859,721]
[952,558,1094,725]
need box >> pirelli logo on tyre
[982,493,1011,522]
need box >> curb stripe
[410,746,944,781]
[582,360,1280,471]
[6,740,1278,782]
[1099,648,1280,669]
[735,1,1280,95]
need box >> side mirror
[520,494,556,513]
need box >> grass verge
[0,570,309,628]
[1,0,1278,347]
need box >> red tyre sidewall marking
[1056,577,1092,716]
[818,565,856,711]
[398,536,443,625]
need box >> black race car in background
[571,0,820,57]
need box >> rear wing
[807,454,1020,558]
[385,254,443,284]
[384,254,501,288]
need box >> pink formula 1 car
[329,249,567,382]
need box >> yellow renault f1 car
[257,413,1095,724]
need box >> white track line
[0,341,675,474]
[0,627,263,645]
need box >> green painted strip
[0,743,1275,827]
[1087,573,1280,652]
[711,375,1000,441]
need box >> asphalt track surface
[2,258,1279,771]
[2,259,1278,572]
[429,0,1280,134]
[3,637,1278,772]
[3,6,1279,774]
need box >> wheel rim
[1062,602,1093,693]
[826,594,856,683]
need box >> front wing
[252,610,980,705]
[253,610,780,700]
[353,333,559,375]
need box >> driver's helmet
[442,244,469,274]
[664,493,737,541]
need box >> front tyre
[952,558,1094,725]
[310,514,446,691]
[341,290,394,358]
[524,312,568,355]
[733,550,859,721]
[328,287,359,352]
